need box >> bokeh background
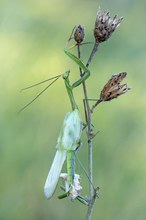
[0,0,146,219]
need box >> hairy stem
[77,42,99,220]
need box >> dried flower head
[94,7,123,43]
[74,25,85,44]
[60,173,82,200]
[100,72,130,101]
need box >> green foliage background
[0,0,146,219]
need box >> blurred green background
[0,0,146,219]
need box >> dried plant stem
[77,42,99,220]
[86,42,99,68]
[91,99,102,113]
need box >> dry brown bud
[74,25,85,44]
[100,72,130,101]
[94,7,123,43]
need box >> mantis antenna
[18,74,62,114]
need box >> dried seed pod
[94,7,123,43]
[74,25,85,44]
[100,72,130,101]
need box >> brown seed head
[94,7,123,43]
[74,25,85,44]
[100,72,130,101]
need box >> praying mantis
[44,49,90,200]
[20,46,91,200]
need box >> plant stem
[86,42,99,68]
[91,99,102,113]
[77,42,99,220]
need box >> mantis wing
[44,150,66,199]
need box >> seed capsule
[94,7,123,43]
[100,72,130,101]
[74,25,85,44]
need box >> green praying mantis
[44,49,90,199]
[20,46,91,200]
